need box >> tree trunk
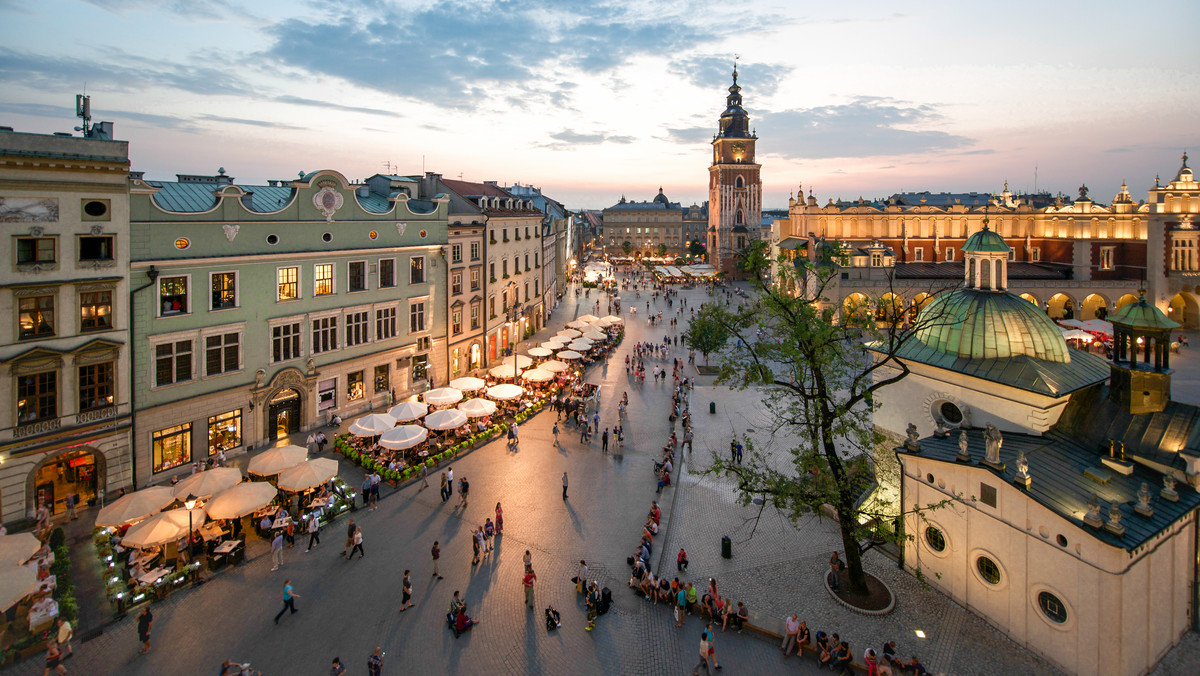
[821,405,870,596]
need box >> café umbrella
[486,383,524,401]
[527,347,553,357]
[540,341,566,350]
[501,354,534,369]
[423,388,464,407]
[489,364,523,379]
[448,377,486,392]
[557,329,581,338]
[540,359,570,373]
[277,458,339,493]
[379,424,429,450]
[0,533,41,567]
[95,486,179,527]
[172,468,242,500]
[0,566,40,611]
[521,368,554,383]
[556,350,583,360]
[577,314,600,323]
[121,508,208,548]
[204,481,279,520]
[348,413,397,437]
[566,320,589,329]
[568,340,593,351]
[388,400,428,422]
[457,398,498,418]
[602,315,623,324]
[425,409,469,431]
[582,330,606,341]
[247,445,307,476]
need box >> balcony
[76,405,117,425]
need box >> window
[277,267,299,302]
[16,370,56,423]
[78,362,114,411]
[451,244,462,262]
[208,410,242,453]
[1037,592,1068,624]
[318,378,336,412]
[153,423,191,473]
[409,301,426,333]
[490,262,496,280]
[376,307,397,340]
[452,272,462,295]
[345,310,369,346]
[937,401,963,425]
[1099,246,1115,271]
[379,258,395,288]
[471,242,480,260]
[19,295,55,339]
[160,276,188,315]
[1030,247,1041,262]
[412,354,428,381]
[348,261,367,292]
[534,253,539,267]
[410,256,425,284]
[924,527,946,552]
[312,316,338,353]
[975,556,1001,585]
[272,322,301,362]
[470,305,480,330]
[210,272,237,310]
[374,365,389,393]
[535,278,539,296]
[470,269,480,290]
[452,309,462,334]
[524,282,529,302]
[314,264,334,295]
[347,371,365,401]
[489,296,495,317]
[980,483,997,508]
[79,291,112,332]
[524,254,530,270]
[78,236,113,261]
[944,247,955,262]
[205,332,240,376]
[871,253,883,267]
[16,237,55,265]
[503,259,509,277]
[155,340,193,386]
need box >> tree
[689,240,705,258]
[656,243,668,258]
[683,302,731,366]
[622,241,633,256]
[695,240,958,596]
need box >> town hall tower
[708,64,762,278]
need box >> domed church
[871,223,1200,676]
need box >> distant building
[601,189,684,257]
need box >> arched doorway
[268,388,302,440]
[1081,293,1110,320]
[1170,293,1200,330]
[876,293,905,323]
[1047,293,1075,320]
[469,343,482,370]
[1115,293,1138,312]
[1019,293,1040,307]
[842,293,870,323]
[31,447,105,516]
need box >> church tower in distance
[708,63,762,278]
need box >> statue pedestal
[1084,513,1103,528]
[954,451,971,463]
[1135,504,1154,518]
[1161,487,1180,502]
[982,459,1006,472]
[1013,474,1031,489]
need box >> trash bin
[710,401,716,414]
[721,535,732,559]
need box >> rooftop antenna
[74,94,91,136]
[1034,163,1038,193]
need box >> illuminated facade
[708,65,763,278]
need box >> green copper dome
[1109,295,1180,331]
[914,289,1070,362]
[961,226,1011,253]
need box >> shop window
[205,332,240,376]
[79,290,112,332]
[374,365,389,394]
[376,307,397,340]
[17,370,57,423]
[314,264,334,296]
[924,526,946,552]
[410,256,426,284]
[272,321,301,362]
[412,354,428,381]
[348,261,367,292]
[210,272,237,310]
[16,237,55,265]
[976,556,1001,585]
[78,362,114,411]
[1037,592,1068,624]
[318,378,337,413]
[208,410,242,454]
[347,371,365,401]
[78,236,113,261]
[155,340,193,386]
[159,275,189,315]
[19,295,55,339]
[153,423,192,473]
[379,258,395,288]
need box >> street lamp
[183,493,197,560]
[506,281,523,381]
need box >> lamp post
[506,281,522,381]
[183,493,197,560]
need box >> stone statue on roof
[983,424,1004,469]
[904,423,921,451]
[1014,452,1031,489]
[956,430,971,463]
[1136,482,1154,517]
[1084,493,1103,527]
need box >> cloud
[80,0,245,18]
[198,114,304,130]
[0,48,252,97]
[757,97,973,159]
[669,56,791,99]
[664,126,713,144]
[272,95,394,117]
[0,101,196,131]
[540,129,636,149]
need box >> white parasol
[277,458,340,493]
[379,424,429,450]
[0,534,41,567]
[557,328,581,338]
[95,486,179,527]
[425,408,469,431]
[501,354,534,369]
[0,566,40,611]
[349,413,397,437]
[449,377,487,392]
[577,314,600,323]
[521,368,554,383]
[247,445,308,476]
[582,330,606,340]
[540,359,570,373]
[172,468,242,500]
[540,341,566,350]
[388,400,428,422]
[566,320,590,329]
[423,388,464,406]
[487,383,525,401]
[527,347,553,357]
[557,350,583,360]
[121,508,208,548]
[458,398,498,418]
[602,315,623,324]
[204,481,279,520]
[592,317,614,327]
[489,364,523,378]
[568,340,593,351]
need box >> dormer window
[477,197,487,208]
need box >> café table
[137,567,170,586]
[28,598,58,633]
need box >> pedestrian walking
[306,432,317,455]
[136,606,152,654]
[458,476,469,506]
[495,502,504,534]
[735,442,743,465]
[342,519,356,557]
[55,617,73,658]
[273,579,299,624]
[400,570,414,611]
[43,641,67,675]
[693,630,710,675]
[347,526,365,559]
[562,472,568,500]
[576,560,588,594]
[729,440,737,464]
[367,647,383,676]
[553,421,559,446]
[705,622,723,670]
[523,550,532,568]
[65,493,77,521]
[440,472,450,502]
[523,566,537,609]
[431,540,443,579]
[306,515,320,552]
[330,657,346,676]
[592,411,600,433]
[602,428,609,453]
[585,581,600,631]
[270,531,284,571]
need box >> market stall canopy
[487,383,525,401]
[582,330,607,340]
[204,481,279,520]
[388,400,428,422]
[423,388,464,407]
[457,398,498,418]
[557,350,583,360]
[379,424,429,450]
[425,408,469,431]
[521,368,554,383]
[95,486,178,527]
[172,468,242,500]
[566,320,590,329]
[602,315,623,324]
[0,565,39,611]
[489,364,523,378]
[577,314,600,323]
[527,347,553,357]
[0,533,40,567]
[540,359,570,373]
[247,445,308,476]
[277,458,340,493]
[557,329,581,338]
[1060,328,1095,341]
[349,413,397,437]
[568,340,593,351]
[448,377,486,392]
[121,508,208,548]
[501,354,534,369]
[1059,318,1114,334]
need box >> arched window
[735,209,744,225]
[736,176,745,189]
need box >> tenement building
[0,123,133,524]
[128,169,448,482]
[601,189,684,257]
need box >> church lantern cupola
[960,216,1011,291]
[1107,294,1180,414]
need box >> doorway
[34,449,98,516]
[269,389,301,440]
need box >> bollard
[710,401,716,414]
[721,535,732,559]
